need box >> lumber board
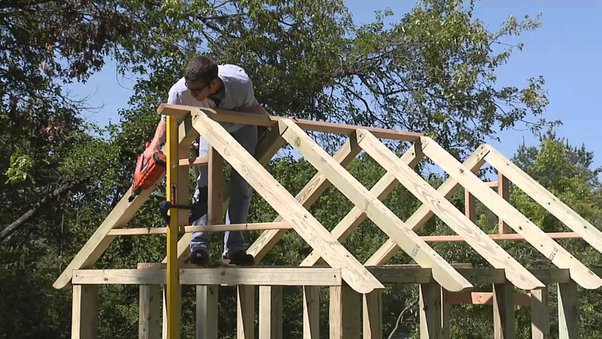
[419,283,442,339]
[259,286,283,339]
[420,232,581,242]
[73,267,341,286]
[493,283,516,339]
[54,112,200,289]
[303,286,320,339]
[237,285,255,339]
[290,119,422,141]
[108,222,292,235]
[279,119,472,292]
[72,266,585,286]
[483,145,602,253]
[157,103,198,118]
[192,112,383,293]
[421,136,602,289]
[363,291,383,339]
[189,104,422,140]
[196,285,218,339]
[54,183,159,289]
[365,145,490,266]
[248,139,360,261]
[300,142,423,266]
[557,281,579,338]
[169,118,285,264]
[356,129,543,290]
[445,291,531,306]
[71,285,98,339]
[179,156,207,166]
[531,287,550,339]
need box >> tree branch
[0,179,85,242]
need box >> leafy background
[1,0,600,338]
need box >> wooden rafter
[278,118,472,292]
[483,145,602,253]
[356,129,543,290]
[54,112,200,289]
[247,139,361,261]
[420,136,602,289]
[365,145,489,265]
[300,142,424,266]
[168,119,286,264]
[191,110,383,293]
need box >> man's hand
[143,146,156,160]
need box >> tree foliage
[1,0,597,338]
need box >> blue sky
[73,1,602,170]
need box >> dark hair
[184,55,218,84]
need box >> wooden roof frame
[55,104,602,292]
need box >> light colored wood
[177,116,193,226]
[279,119,471,292]
[73,267,341,286]
[72,266,585,286]
[558,282,579,339]
[419,283,442,339]
[192,112,382,293]
[71,285,98,339]
[363,291,382,339]
[196,285,218,339]
[483,145,602,254]
[55,183,159,289]
[531,288,550,339]
[420,232,581,242]
[195,106,424,141]
[259,286,283,339]
[493,283,516,339]
[179,157,207,166]
[303,286,320,339]
[329,286,343,339]
[237,285,255,339]
[249,139,360,262]
[421,137,602,289]
[498,174,510,234]
[183,267,343,286]
[290,118,422,141]
[55,113,200,290]
[445,292,530,306]
[464,190,476,222]
[365,144,490,266]
[157,103,198,118]
[140,284,162,339]
[108,222,292,236]
[301,143,423,266]
[208,147,224,226]
[161,104,422,141]
[356,129,543,290]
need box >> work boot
[223,250,255,266]
[190,249,210,267]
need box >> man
[145,55,270,266]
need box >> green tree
[1,0,565,337]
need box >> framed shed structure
[56,104,602,338]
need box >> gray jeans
[189,124,258,257]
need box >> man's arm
[144,119,166,158]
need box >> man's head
[184,55,221,101]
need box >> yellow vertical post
[165,115,181,339]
